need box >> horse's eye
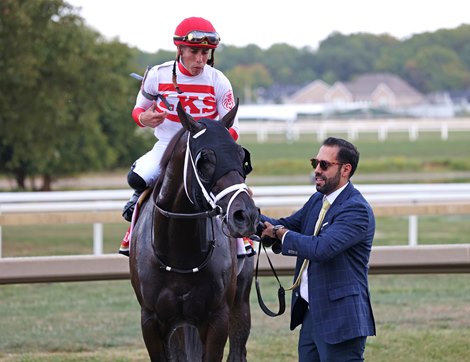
[196,150,216,183]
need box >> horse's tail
[166,324,203,361]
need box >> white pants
[132,120,183,186]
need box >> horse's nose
[232,207,259,235]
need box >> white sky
[67,0,469,52]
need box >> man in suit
[260,137,376,361]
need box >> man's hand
[260,222,282,254]
[139,101,168,128]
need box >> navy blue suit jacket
[261,182,376,344]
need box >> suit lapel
[304,193,325,235]
[317,183,355,227]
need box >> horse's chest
[154,282,226,320]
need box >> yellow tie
[287,198,330,291]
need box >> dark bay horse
[129,100,259,361]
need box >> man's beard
[315,168,341,194]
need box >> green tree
[315,32,399,81]
[226,63,272,103]
[263,43,301,84]
[405,46,470,92]
[217,44,264,73]
[0,0,148,190]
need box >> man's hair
[322,137,360,178]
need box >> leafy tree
[0,0,67,189]
[0,0,149,190]
[376,27,470,92]
[226,63,272,103]
[263,44,301,84]
[217,44,264,72]
[404,46,470,92]
[315,32,398,81]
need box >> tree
[0,0,65,189]
[0,0,149,190]
[226,64,272,103]
[315,32,399,81]
[217,44,264,72]
[404,46,470,92]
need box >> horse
[129,100,260,361]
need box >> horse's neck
[157,183,195,214]
[155,182,208,243]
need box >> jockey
[119,17,253,257]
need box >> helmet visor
[174,31,220,46]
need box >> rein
[254,239,286,317]
[154,201,222,219]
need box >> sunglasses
[174,31,220,46]
[310,158,343,171]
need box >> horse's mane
[154,127,187,191]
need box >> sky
[67,0,469,53]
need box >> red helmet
[173,17,220,49]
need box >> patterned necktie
[287,198,331,291]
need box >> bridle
[153,131,250,273]
[155,132,250,220]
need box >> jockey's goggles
[174,31,220,46]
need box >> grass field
[240,131,470,178]
[1,131,470,191]
[0,275,469,361]
[1,130,469,360]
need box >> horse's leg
[199,307,231,362]
[227,256,254,362]
[141,307,166,361]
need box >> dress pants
[298,307,366,362]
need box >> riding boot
[122,190,143,222]
[119,227,131,257]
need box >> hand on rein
[252,222,282,254]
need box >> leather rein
[254,238,286,317]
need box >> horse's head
[175,100,259,237]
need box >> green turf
[0,275,469,361]
[240,131,470,178]
[1,129,469,361]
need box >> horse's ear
[177,101,204,133]
[221,98,239,130]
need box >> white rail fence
[1,184,470,258]
[1,184,470,283]
[2,244,470,284]
[238,119,470,143]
